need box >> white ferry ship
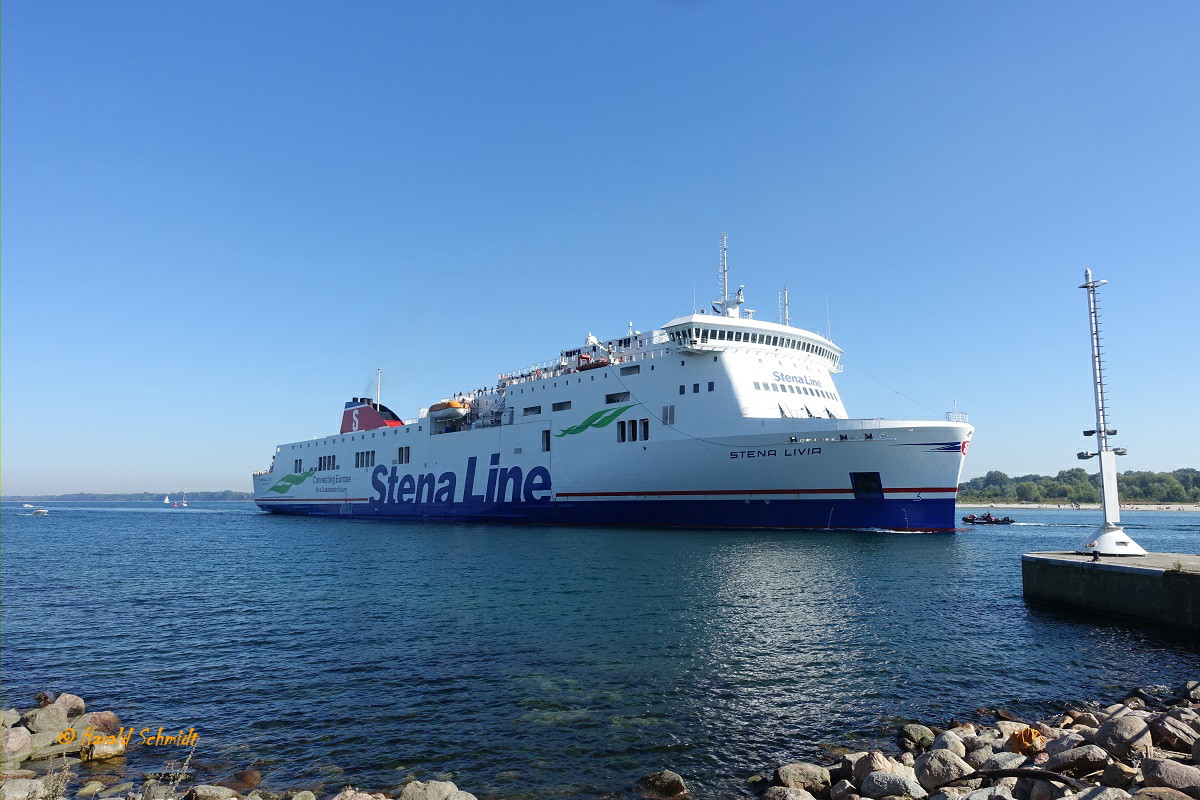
[253,241,973,531]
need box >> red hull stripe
[554,487,958,498]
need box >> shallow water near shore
[3,504,1198,798]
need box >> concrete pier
[1022,551,1200,630]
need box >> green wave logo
[268,468,316,494]
[555,405,635,438]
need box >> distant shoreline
[958,501,1200,512]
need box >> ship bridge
[661,314,843,374]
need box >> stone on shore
[860,771,928,799]
[51,694,85,718]
[1142,759,1200,798]
[289,792,317,800]
[637,770,690,798]
[1155,718,1200,751]
[1094,715,1152,762]
[854,752,894,784]
[774,763,830,796]
[914,749,979,792]
[966,748,995,769]
[762,788,817,800]
[0,777,47,800]
[1042,745,1111,776]
[982,752,1028,772]
[77,781,105,797]
[1060,789,1131,800]
[1134,790,1196,800]
[399,781,459,800]
[901,725,937,751]
[98,782,136,798]
[933,732,968,759]
[1099,763,1137,789]
[185,785,241,800]
[80,737,126,762]
[831,779,857,800]
[2,710,20,730]
[332,789,374,800]
[1047,734,1087,757]
[85,711,122,735]
[18,707,67,737]
[2,727,32,763]
[960,788,1015,800]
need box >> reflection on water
[2,504,1197,798]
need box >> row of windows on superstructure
[354,450,376,468]
[669,327,838,362]
[679,382,715,395]
[754,381,839,401]
[318,455,338,471]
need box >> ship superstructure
[253,240,973,531]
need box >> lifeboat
[577,354,610,371]
[429,400,470,421]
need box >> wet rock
[774,763,830,796]
[289,792,316,800]
[1043,745,1111,776]
[748,775,771,793]
[1142,759,1200,798]
[234,771,262,790]
[247,791,281,800]
[762,788,817,800]
[2,727,32,763]
[444,792,477,800]
[965,748,994,769]
[840,754,869,780]
[637,770,689,798]
[1154,717,1200,751]
[77,781,105,797]
[85,712,121,735]
[98,782,136,797]
[51,694,85,718]
[933,732,968,759]
[860,772,927,799]
[1046,734,1086,757]
[33,693,57,709]
[80,737,126,762]
[398,781,458,800]
[18,707,67,737]
[832,780,857,800]
[901,725,937,751]
[854,753,893,785]
[1100,763,1138,789]
[1094,715,1153,761]
[914,749,979,792]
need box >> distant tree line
[4,490,253,502]
[958,468,1200,504]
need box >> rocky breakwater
[0,692,489,800]
[749,681,1200,800]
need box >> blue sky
[4,1,1198,494]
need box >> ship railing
[252,469,273,476]
[945,411,970,423]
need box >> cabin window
[620,365,640,376]
[523,405,542,416]
[679,385,685,395]
[398,446,411,465]
[753,381,761,389]
[541,430,551,452]
[617,420,627,442]
[294,459,302,473]
[692,383,699,393]
[662,404,675,425]
[606,392,630,404]
[629,419,638,441]
[699,330,708,343]
[708,381,715,392]
[772,384,781,392]
[552,401,572,412]
[640,419,650,441]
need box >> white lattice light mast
[1075,269,1145,557]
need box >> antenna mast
[376,365,381,410]
[718,232,729,311]
[781,285,790,327]
[1075,268,1143,556]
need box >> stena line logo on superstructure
[370,454,551,507]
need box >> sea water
[2,504,1198,797]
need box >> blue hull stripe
[255,497,959,532]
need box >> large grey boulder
[860,771,928,799]
[1154,717,1200,751]
[854,752,894,785]
[1168,708,1200,734]
[775,763,830,796]
[966,748,995,769]
[1094,715,1153,761]
[1072,714,1102,729]
[982,753,1028,772]
[186,786,240,800]
[763,789,818,800]
[840,753,870,780]
[18,707,66,737]
[399,781,458,800]
[2,710,20,729]
[0,777,45,800]
[996,723,1029,740]
[1142,759,1200,798]
[1046,734,1086,757]
[2,727,32,763]
[444,792,477,800]
[289,792,316,800]
[1099,762,1137,789]
[961,788,1014,800]
[637,770,689,798]
[915,750,979,792]
[51,694,85,718]
[1042,745,1111,776]
[1134,790,1195,800]
[933,732,968,759]
[1029,781,1067,800]
[1060,789,1131,800]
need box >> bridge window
[606,392,630,404]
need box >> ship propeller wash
[253,238,974,531]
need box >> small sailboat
[163,495,170,504]
[181,490,188,508]
[33,509,49,516]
